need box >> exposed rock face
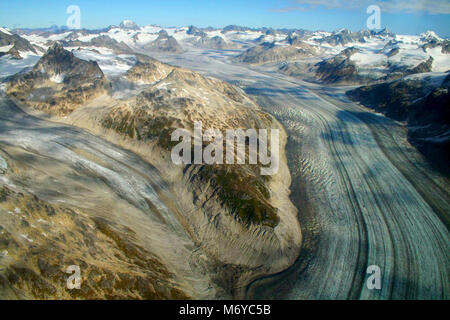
[442,40,450,54]
[318,29,357,46]
[34,43,105,86]
[186,25,207,37]
[221,25,251,33]
[313,42,436,84]
[65,30,92,41]
[125,59,174,84]
[386,57,434,81]
[188,35,233,50]
[347,78,427,121]
[287,35,307,46]
[236,41,316,64]
[386,47,400,57]
[317,28,395,46]
[420,30,443,43]
[0,30,37,59]
[6,43,109,115]
[347,74,450,172]
[144,30,183,53]
[315,47,360,83]
[0,186,189,300]
[419,31,449,54]
[410,57,434,73]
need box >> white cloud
[273,0,450,15]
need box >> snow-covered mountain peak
[119,20,140,30]
[0,27,12,36]
[420,30,443,42]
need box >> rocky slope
[187,35,234,50]
[184,26,234,50]
[317,28,395,46]
[0,186,188,300]
[0,29,39,59]
[314,47,361,84]
[2,45,301,299]
[143,30,183,53]
[125,59,174,84]
[313,46,437,84]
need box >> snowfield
[0,53,40,79]
[71,47,137,77]
[428,46,450,72]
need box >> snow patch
[427,47,450,72]
[351,52,387,67]
[0,27,12,35]
[420,31,443,42]
[0,53,41,79]
[72,47,137,77]
[21,234,34,243]
[50,73,65,83]
[0,45,13,53]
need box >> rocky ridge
[6,43,110,115]
[347,73,450,173]
[3,45,301,298]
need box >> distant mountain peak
[420,30,442,42]
[41,42,74,64]
[119,20,140,30]
[35,42,106,85]
[0,27,12,36]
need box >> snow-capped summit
[0,27,12,36]
[119,20,140,30]
[420,31,443,42]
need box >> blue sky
[1,0,449,36]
